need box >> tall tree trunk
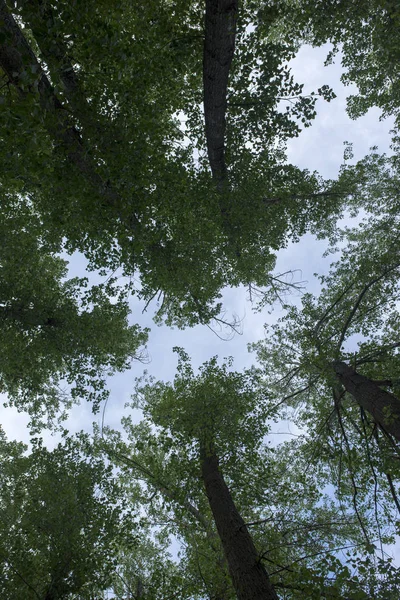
[333,360,400,441]
[200,446,278,600]
[203,0,238,190]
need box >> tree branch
[16,0,109,142]
[113,450,214,536]
[0,1,139,228]
[337,263,400,351]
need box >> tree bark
[200,446,278,600]
[333,360,400,441]
[203,0,238,190]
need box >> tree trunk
[333,360,400,441]
[203,0,238,190]
[200,446,278,600]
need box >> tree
[1,1,399,598]
[0,0,344,326]
[100,350,398,599]
[271,0,400,129]
[252,149,400,538]
[0,199,148,425]
[114,352,278,599]
[0,429,136,600]
[112,521,205,600]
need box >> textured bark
[333,361,400,441]
[203,0,238,190]
[201,447,278,600]
[0,1,126,215]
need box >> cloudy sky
[1,42,394,445]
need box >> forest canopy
[0,0,399,598]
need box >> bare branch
[337,263,400,351]
[386,473,400,516]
